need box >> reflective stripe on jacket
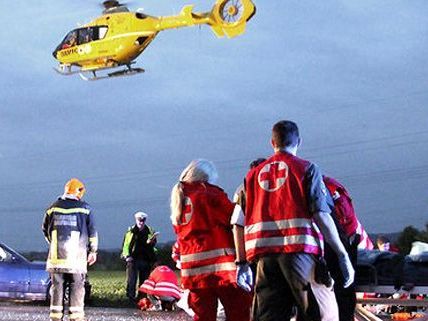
[42,197,98,273]
[244,152,322,261]
[139,265,182,299]
[121,224,157,261]
[173,182,236,290]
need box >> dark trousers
[253,253,338,321]
[126,259,152,300]
[50,273,85,321]
[325,236,359,321]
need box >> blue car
[0,242,50,301]
[0,242,92,303]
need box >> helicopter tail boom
[155,5,209,31]
[155,0,256,38]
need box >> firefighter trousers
[49,273,85,321]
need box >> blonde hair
[170,159,218,225]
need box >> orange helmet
[64,178,86,199]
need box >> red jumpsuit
[173,182,251,321]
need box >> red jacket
[323,176,359,238]
[323,176,374,249]
[139,265,181,299]
[173,182,237,289]
[245,152,322,261]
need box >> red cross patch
[180,197,193,225]
[258,161,288,192]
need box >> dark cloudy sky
[1,0,427,251]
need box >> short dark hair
[249,158,266,169]
[272,120,299,148]
[377,235,389,244]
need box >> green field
[88,269,181,308]
[88,270,131,308]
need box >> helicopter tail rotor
[209,0,256,38]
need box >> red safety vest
[173,182,237,289]
[245,152,322,261]
[139,265,182,299]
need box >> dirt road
[0,303,193,321]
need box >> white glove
[236,263,253,292]
[87,252,97,266]
[338,254,355,288]
[125,256,134,263]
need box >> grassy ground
[88,269,182,308]
[88,270,132,308]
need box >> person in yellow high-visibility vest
[121,211,158,303]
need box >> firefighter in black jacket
[42,178,98,321]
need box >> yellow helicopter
[53,0,256,80]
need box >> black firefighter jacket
[42,197,98,274]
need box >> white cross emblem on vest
[258,161,288,192]
[181,197,193,225]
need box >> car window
[0,245,12,262]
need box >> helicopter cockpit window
[74,26,109,45]
[62,30,78,49]
[78,28,95,45]
[58,26,109,50]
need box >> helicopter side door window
[78,28,94,45]
[77,27,108,45]
[97,27,108,40]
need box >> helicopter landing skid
[79,67,145,81]
[53,65,81,76]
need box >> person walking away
[234,120,355,321]
[171,241,227,320]
[323,175,373,321]
[121,211,158,302]
[42,178,98,321]
[170,159,252,321]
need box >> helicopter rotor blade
[101,0,133,9]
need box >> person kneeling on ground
[137,265,182,311]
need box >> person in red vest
[234,120,355,321]
[137,265,182,311]
[170,159,252,321]
[323,175,373,321]
[171,241,227,319]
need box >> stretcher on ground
[354,250,428,321]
